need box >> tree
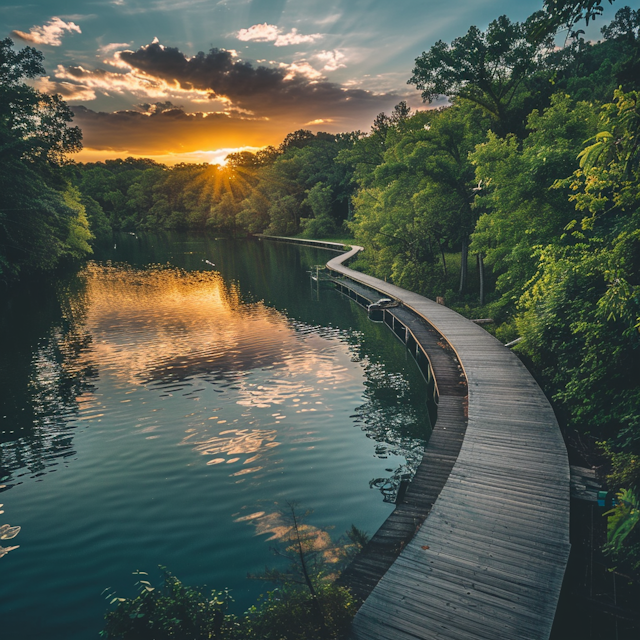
[469,93,598,315]
[301,182,335,238]
[600,6,640,90]
[408,15,554,135]
[411,104,489,293]
[0,39,89,283]
[538,0,618,33]
[347,103,490,297]
[0,38,81,165]
[246,504,359,640]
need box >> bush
[101,569,240,639]
[244,583,356,640]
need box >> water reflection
[0,234,434,640]
[184,428,280,470]
[0,238,430,500]
[0,277,96,485]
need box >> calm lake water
[0,234,431,639]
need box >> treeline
[64,129,358,240]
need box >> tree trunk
[458,240,468,294]
[438,237,447,279]
[478,252,485,306]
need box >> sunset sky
[3,0,633,164]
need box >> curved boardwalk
[333,277,468,602]
[325,246,570,640]
[257,236,571,640]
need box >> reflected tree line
[0,274,96,485]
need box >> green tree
[538,0,618,33]
[0,38,89,283]
[301,182,336,238]
[347,103,489,297]
[470,93,598,315]
[408,15,554,136]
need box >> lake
[0,234,431,639]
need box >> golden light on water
[64,262,359,471]
[76,263,298,385]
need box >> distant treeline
[2,6,640,578]
[65,129,358,240]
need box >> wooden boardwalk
[325,245,570,640]
[258,236,571,640]
[332,278,468,603]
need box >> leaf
[605,488,640,551]
[0,545,19,558]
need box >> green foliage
[0,38,90,283]
[517,243,639,433]
[346,101,490,299]
[102,507,365,640]
[599,439,640,490]
[408,15,555,135]
[535,1,617,38]
[101,569,239,640]
[244,583,356,640]
[604,488,640,570]
[301,183,336,238]
[72,131,358,239]
[470,93,598,315]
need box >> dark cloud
[118,42,397,117]
[70,104,283,155]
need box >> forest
[1,0,639,634]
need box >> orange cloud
[71,105,284,158]
[56,40,405,162]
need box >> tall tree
[408,15,554,136]
[0,38,88,283]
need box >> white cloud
[277,61,323,81]
[237,23,279,43]
[236,23,322,47]
[315,50,346,72]
[314,13,342,26]
[274,28,322,47]
[12,17,81,47]
[53,63,212,102]
[98,42,132,55]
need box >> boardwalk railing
[259,236,571,640]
